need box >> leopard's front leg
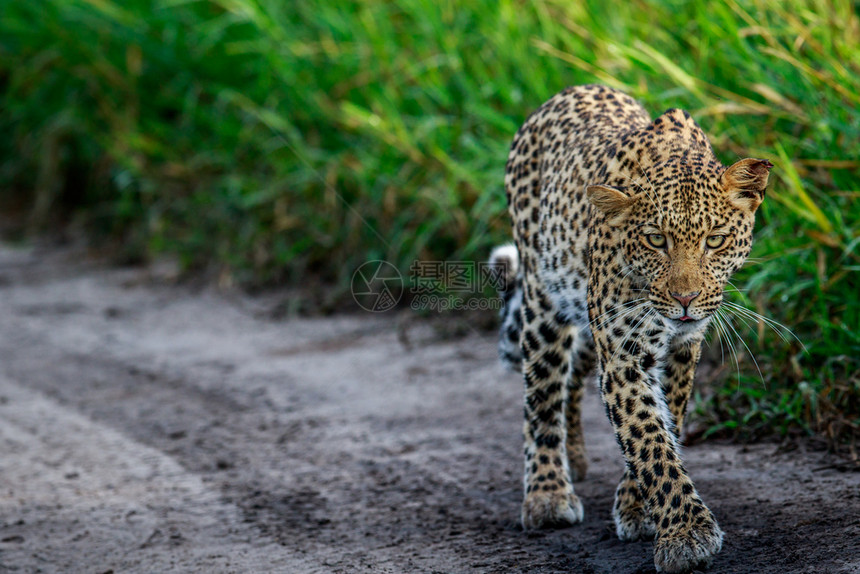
[595,329,722,573]
[612,339,704,543]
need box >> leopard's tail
[489,244,522,372]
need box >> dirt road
[0,245,856,573]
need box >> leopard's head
[587,155,772,327]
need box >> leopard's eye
[706,235,727,249]
[646,234,667,249]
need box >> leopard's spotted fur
[493,85,772,573]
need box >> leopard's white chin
[659,313,711,343]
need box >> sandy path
[0,245,856,573]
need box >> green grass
[0,0,858,444]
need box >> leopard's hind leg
[520,284,586,529]
[565,332,595,482]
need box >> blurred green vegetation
[0,0,858,444]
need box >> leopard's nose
[670,291,700,308]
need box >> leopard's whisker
[719,308,765,387]
[721,303,787,345]
[615,265,638,283]
[723,300,797,339]
[589,299,648,326]
[592,303,650,334]
[713,310,726,366]
[621,175,648,194]
[632,155,665,220]
[724,306,785,343]
[613,264,649,295]
[723,282,802,348]
[622,173,663,217]
[587,299,649,329]
[712,309,742,392]
[609,308,654,366]
[719,303,758,333]
[727,305,801,357]
[722,301,806,352]
[715,310,741,390]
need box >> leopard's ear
[586,184,636,219]
[721,158,773,212]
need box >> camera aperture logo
[351,259,509,313]
[351,260,404,312]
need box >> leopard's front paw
[614,502,656,541]
[521,490,584,529]
[653,518,724,573]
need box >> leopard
[489,84,772,573]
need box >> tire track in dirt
[0,373,297,572]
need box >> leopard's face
[588,156,772,326]
[622,185,754,325]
